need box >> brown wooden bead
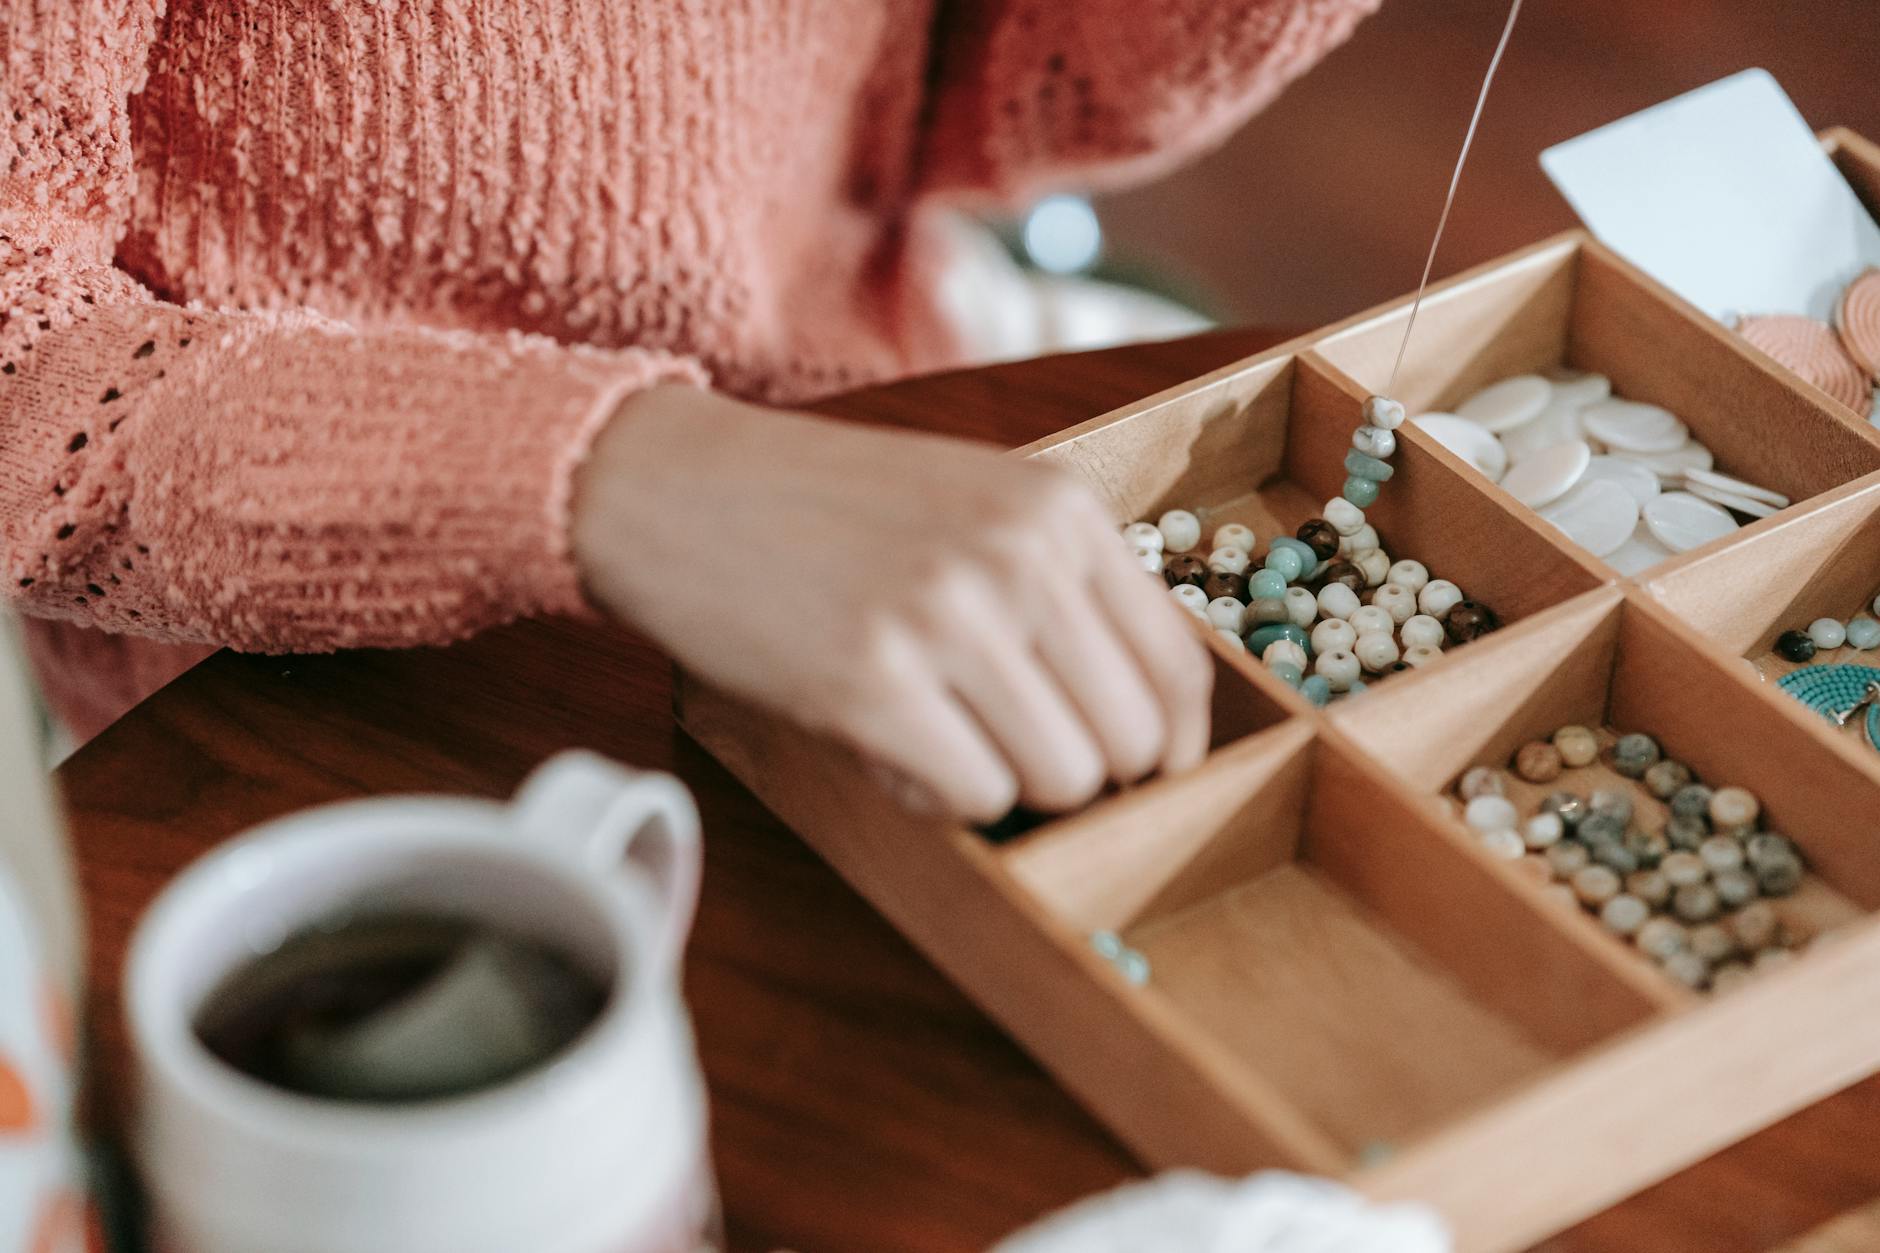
[1163,554,1209,588]
[1319,559,1365,592]
[1203,570,1248,602]
[1296,519,1341,561]
[1514,741,1563,783]
[1443,600,1500,644]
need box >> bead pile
[1773,592,1880,663]
[1455,726,1812,994]
[1123,397,1501,705]
[1411,370,1789,574]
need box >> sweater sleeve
[1,1,704,654]
[919,0,1379,205]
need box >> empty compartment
[1019,350,1604,704]
[1337,588,1880,994]
[1313,234,1880,574]
[998,725,1666,1160]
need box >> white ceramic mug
[127,751,720,1253]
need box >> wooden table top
[55,328,1880,1253]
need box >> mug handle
[510,750,702,975]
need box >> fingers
[1031,582,1168,786]
[841,666,1019,825]
[1089,544,1214,775]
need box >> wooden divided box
[678,128,1880,1251]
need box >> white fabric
[992,1171,1452,1253]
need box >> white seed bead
[1170,584,1209,615]
[1315,648,1362,692]
[1355,632,1400,673]
[1263,640,1308,671]
[1808,617,1848,650]
[1123,521,1164,552]
[1283,587,1318,628]
[1212,523,1256,554]
[1400,614,1446,651]
[1208,546,1251,576]
[1215,628,1246,651]
[1324,498,1366,536]
[1402,645,1443,669]
[1130,544,1163,572]
[1524,812,1564,850]
[1353,548,1392,588]
[1348,606,1394,637]
[1481,829,1526,860]
[1465,794,1518,835]
[1247,598,1290,624]
[1157,510,1201,553]
[1371,584,1417,624]
[1338,524,1381,555]
[1418,579,1465,620]
[1206,597,1246,633]
[1311,618,1358,656]
[1352,425,1397,459]
[1316,583,1361,621]
[1386,559,1429,595]
[1364,395,1407,430]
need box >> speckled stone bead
[1625,829,1669,869]
[1248,569,1288,601]
[1386,560,1430,596]
[1247,598,1290,624]
[1206,597,1247,633]
[1572,865,1623,907]
[1345,449,1395,482]
[1352,425,1397,459]
[1364,395,1407,430]
[1515,741,1563,783]
[1372,584,1417,624]
[1669,784,1714,823]
[1600,894,1650,937]
[1296,520,1341,561]
[1673,883,1721,923]
[1524,812,1564,850]
[1317,583,1361,621]
[1213,523,1257,554]
[1443,601,1500,645]
[1481,829,1525,859]
[1324,498,1367,536]
[1708,786,1759,834]
[1352,549,1392,589]
[1808,617,1848,650]
[1539,791,1587,828]
[1746,833,1798,870]
[1636,917,1688,961]
[1315,648,1362,692]
[1310,618,1357,656]
[1546,840,1591,877]
[1208,546,1252,576]
[1458,765,1510,801]
[1355,632,1400,673]
[1163,554,1209,588]
[1399,614,1445,651]
[1660,851,1707,888]
[1698,835,1745,874]
[1123,522,1165,552]
[1643,759,1693,800]
[1301,674,1333,707]
[1284,586,1319,628]
[1775,630,1817,663]
[1665,814,1709,851]
[1204,570,1249,603]
[1338,524,1381,556]
[1731,901,1780,951]
[1320,560,1366,593]
[1591,839,1640,875]
[1268,660,1304,686]
[1589,788,1634,825]
[1609,733,1662,779]
[1170,584,1209,615]
[1847,616,1880,650]
[1348,606,1394,637]
[1626,869,1671,908]
[1157,510,1202,553]
[1417,579,1464,620]
[1263,640,1309,671]
[1713,867,1760,909]
[1401,646,1443,669]
[1662,950,1711,991]
[1709,963,1754,995]
[1688,924,1737,964]
[1756,854,1804,896]
[1551,725,1599,768]
[1262,545,1306,583]
[1247,623,1310,657]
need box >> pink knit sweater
[2,0,1373,740]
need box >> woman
[2,0,1373,818]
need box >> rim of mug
[127,793,667,1141]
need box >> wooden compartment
[1021,350,1606,696]
[1309,234,1880,572]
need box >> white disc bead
[1372,584,1417,624]
[1400,614,1446,651]
[1157,510,1201,553]
[1207,546,1251,576]
[1262,640,1308,671]
[1283,587,1318,628]
[1206,597,1246,633]
[1364,395,1407,431]
[1170,584,1208,615]
[1348,606,1394,637]
[1418,579,1464,620]
[1355,632,1400,673]
[1386,559,1429,595]
[1212,523,1256,554]
[1317,583,1361,621]
[1338,524,1380,555]
[1353,548,1391,588]
[1352,425,1397,458]
[1323,498,1366,536]
[1123,521,1164,552]
[1311,619,1358,656]
[1315,649,1362,692]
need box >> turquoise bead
[1342,475,1380,508]
[1246,622,1310,656]
[1268,661,1304,687]
[1848,616,1880,650]
[1247,569,1287,600]
[1268,536,1318,576]
[1347,679,1368,697]
[1262,545,1306,582]
[1301,675,1332,707]
[1343,448,1395,482]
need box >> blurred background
[1018,0,1880,335]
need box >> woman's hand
[572,384,1212,822]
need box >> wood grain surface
[53,328,1880,1251]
